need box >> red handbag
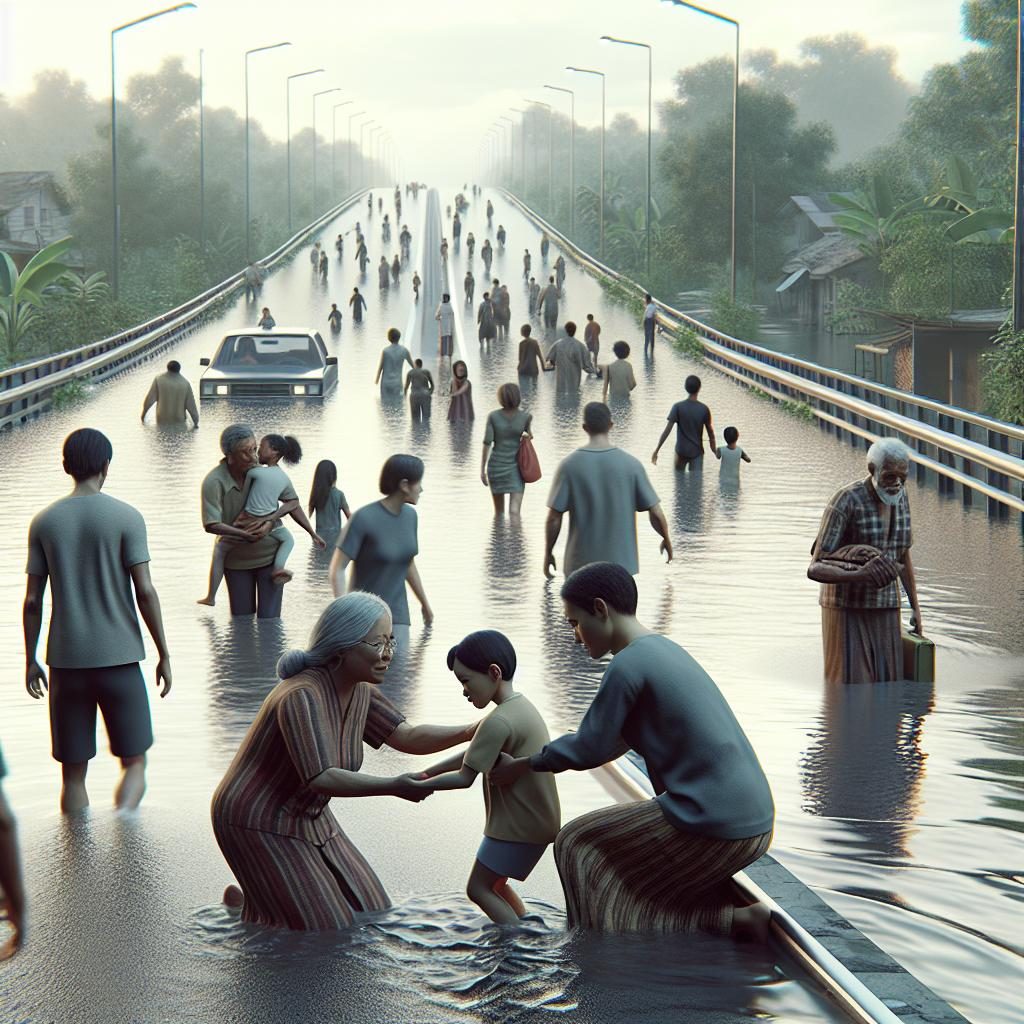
[517,436,542,483]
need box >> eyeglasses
[356,636,399,656]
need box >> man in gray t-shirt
[545,403,673,577]
[24,428,171,813]
[375,328,414,395]
[652,373,717,471]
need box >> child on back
[715,425,752,480]
[413,630,560,924]
[307,459,351,537]
[198,434,325,605]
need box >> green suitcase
[902,629,935,682]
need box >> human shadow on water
[200,615,288,758]
[800,679,935,861]
[484,516,530,615]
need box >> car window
[213,335,321,369]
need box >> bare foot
[196,596,215,606]
[223,885,244,909]
[732,901,771,944]
[271,569,293,585]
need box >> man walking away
[652,374,716,471]
[23,428,172,812]
[643,293,657,357]
[141,360,199,427]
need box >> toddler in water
[198,434,325,605]
[715,425,752,480]
[413,631,560,924]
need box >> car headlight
[292,384,307,395]
[201,383,214,396]
[306,383,321,396]
[216,384,229,396]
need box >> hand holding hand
[394,774,433,802]
[489,753,530,787]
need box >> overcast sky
[1,0,974,181]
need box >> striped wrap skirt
[553,799,772,934]
[214,820,391,931]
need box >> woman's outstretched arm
[386,719,478,755]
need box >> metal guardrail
[602,756,906,1024]
[0,190,368,431]
[499,189,1024,518]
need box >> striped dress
[211,669,405,930]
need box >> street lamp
[358,117,375,189]
[332,100,353,201]
[199,48,205,251]
[498,116,514,191]
[544,84,575,235]
[526,99,554,217]
[285,68,324,234]
[245,41,291,262]
[601,36,653,278]
[566,66,606,260]
[312,88,341,218]
[111,2,197,299]
[510,107,526,196]
[662,0,738,298]
[348,110,365,194]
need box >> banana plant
[0,236,75,365]
[829,176,925,260]
[926,156,1012,244]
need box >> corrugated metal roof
[781,234,865,277]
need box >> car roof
[223,327,319,336]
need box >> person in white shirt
[643,293,658,357]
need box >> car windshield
[213,334,321,370]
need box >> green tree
[0,237,74,365]
[829,175,925,260]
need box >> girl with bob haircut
[412,629,559,923]
[329,454,433,625]
[491,562,776,939]
[199,433,324,604]
[481,383,533,517]
[211,592,479,931]
[307,460,351,536]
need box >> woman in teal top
[328,455,433,626]
[480,383,533,517]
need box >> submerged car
[199,328,337,399]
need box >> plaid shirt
[814,478,912,609]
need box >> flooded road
[0,187,1021,1024]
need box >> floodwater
[0,188,1021,1024]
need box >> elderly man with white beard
[807,438,922,684]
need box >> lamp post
[285,68,324,234]
[510,107,527,197]
[526,99,554,217]
[498,116,514,192]
[663,0,738,299]
[311,88,341,218]
[111,2,197,299]
[245,41,291,262]
[332,100,353,201]
[348,110,365,194]
[566,66,605,260]
[359,119,375,188]
[199,47,205,251]
[544,84,575,236]
[601,36,653,278]
[1014,0,1024,330]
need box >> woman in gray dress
[480,383,533,517]
[477,293,496,344]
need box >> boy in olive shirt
[23,428,172,813]
[414,630,560,924]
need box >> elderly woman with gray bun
[212,592,478,931]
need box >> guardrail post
[987,429,1011,519]
[937,413,955,496]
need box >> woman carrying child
[199,434,325,605]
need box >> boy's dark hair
[387,328,401,343]
[167,360,181,373]
[644,293,652,302]
[613,341,629,359]
[264,434,302,465]
[586,313,594,321]
[63,427,113,481]
[684,374,702,395]
[724,426,739,444]
[582,402,612,435]
[447,629,517,681]
[521,323,532,337]
[414,358,423,367]
[379,453,424,495]
[564,321,577,337]
[561,562,639,616]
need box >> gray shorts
[476,836,548,881]
[49,663,153,764]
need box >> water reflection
[800,681,934,859]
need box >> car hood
[201,366,327,382]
